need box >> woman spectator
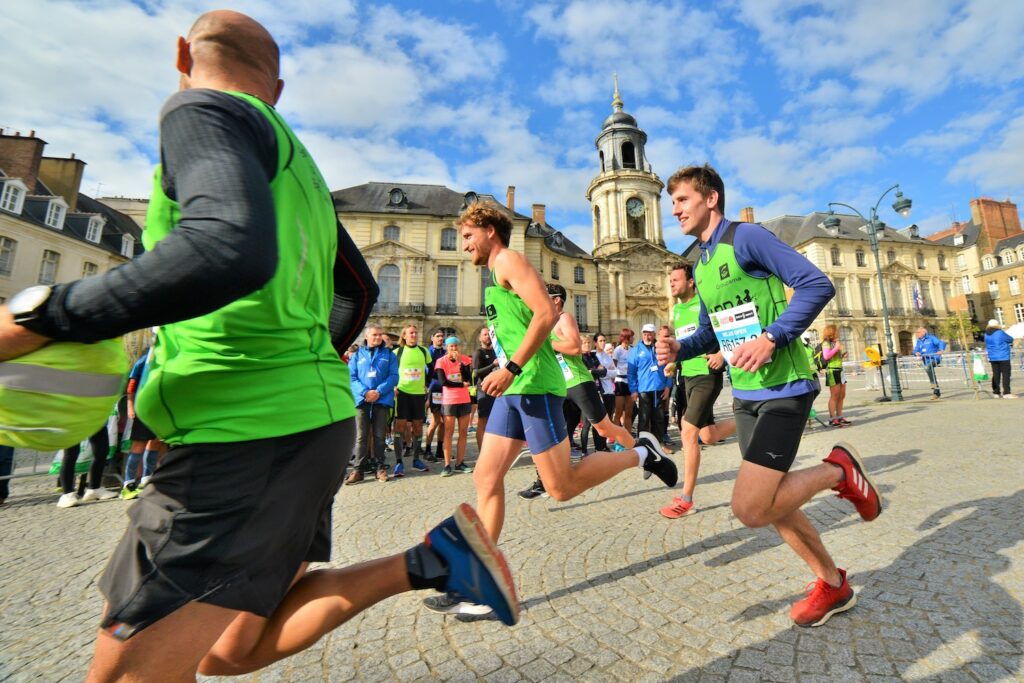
[820,324,849,426]
[435,336,473,477]
[984,319,1016,398]
[612,328,634,430]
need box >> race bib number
[554,353,574,381]
[431,392,443,403]
[402,368,422,382]
[675,323,698,340]
[709,301,770,366]
[447,372,462,382]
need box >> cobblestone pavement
[1,382,1021,682]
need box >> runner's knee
[731,499,771,528]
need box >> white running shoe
[1004,393,1018,399]
[82,487,119,502]
[139,476,152,488]
[56,492,81,508]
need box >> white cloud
[717,134,880,193]
[949,112,1024,193]
[904,100,1013,156]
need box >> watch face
[9,285,52,316]
[626,198,645,217]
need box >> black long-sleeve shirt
[30,89,377,350]
[472,346,498,386]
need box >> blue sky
[3,0,1023,255]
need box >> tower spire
[612,73,623,112]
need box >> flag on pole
[912,283,924,311]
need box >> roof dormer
[0,178,28,215]
[45,197,68,230]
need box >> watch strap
[505,360,523,376]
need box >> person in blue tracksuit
[913,327,947,399]
[984,319,1016,398]
[348,324,399,482]
[628,323,670,447]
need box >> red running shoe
[790,568,856,627]
[823,442,883,521]
[659,497,694,519]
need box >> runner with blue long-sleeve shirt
[655,164,884,628]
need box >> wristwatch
[763,331,777,345]
[8,285,53,331]
[504,360,523,376]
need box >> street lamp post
[823,184,912,402]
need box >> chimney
[740,206,755,223]
[0,131,47,193]
[532,203,546,226]
[506,185,515,212]
[38,155,87,212]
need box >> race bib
[488,324,508,367]
[554,353,574,381]
[402,368,422,382]
[447,372,462,382]
[675,323,698,340]
[431,392,443,403]
[709,301,770,366]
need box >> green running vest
[694,222,813,392]
[549,318,593,389]
[822,341,843,369]
[136,91,354,445]
[672,297,709,377]
[484,272,566,396]
[395,345,429,395]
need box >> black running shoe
[518,479,548,500]
[637,431,678,487]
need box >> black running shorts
[825,368,845,387]
[97,419,354,641]
[734,393,814,473]
[614,378,631,397]
[477,392,495,419]
[128,415,156,442]
[441,403,472,418]
[396,390,427,421]
[567,381,608,423]
[683,373,722,430]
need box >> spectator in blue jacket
[347,324,400,484]
[984,319,1016,399]
[628,323,670,447]
[913,327,947,400]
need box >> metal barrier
[0,447,53,483]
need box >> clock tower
[587,77,676,334]
[587,76,665,258]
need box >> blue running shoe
[393,462,405,478]
[412,458,429,472]
[425,504,519,626]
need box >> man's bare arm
[550,313,582,355]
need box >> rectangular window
[1015,303,1024,324]
[1009,276,1020,296]
[855,251,866,267]
[38,249,60,285]
[920,282,932,310]
[440,228,457,251]
[121,235,135,258]
[0,236,16,277]
[45,201,66,229]
[858,279,873,313]
[0,183,24,213]
[830,247,841,266]
[961,276,972,294]
[941,281,953,312]
[989,281,1000,299]
[957,254,966,270]
[574,295,587,330]
[82,261,98,278]
[995,307,1005,325]
[968,298,977,319]
[436,265,457,314]
[834,280,849,314]
[574,265,585,284]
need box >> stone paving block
[394,661,432,682]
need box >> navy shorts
[485,394,567,454]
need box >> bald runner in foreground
[0,11,517,681]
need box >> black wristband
[505,360,523,376]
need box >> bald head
[178,10,282,104]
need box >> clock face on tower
[626,198,645,217]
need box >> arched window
[855,249,866,267]
[440,227,457,251]
[599,151,605,172]
[1017,246,1024,262]
[551,260,560,280]
[621,141,636,169]
[983,255,995,270]
[830,246,842,266]
[383,225,400,241]
[594,206,601,233]
[378,264,400,309]
[864,326,879,348]
[574,265,585,284]
[1001,249,1016,265]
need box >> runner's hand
[364,389,380,402]
[0,305,50,361]
[655,337,679,365]
[729,335,775,373]
[482,367,515,397]
[706,352,725,370]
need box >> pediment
[883,261,916,276]
[613,240,677,264]
[362,239,429,259]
